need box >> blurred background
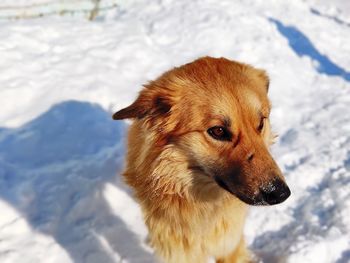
[0,0,349,262]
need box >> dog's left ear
[257,70,270,93]
[112,89,172,120]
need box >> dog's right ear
[112,89,172,120]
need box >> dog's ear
[112,93,150,120]
[256,69,270,93]
[112,89,172,120]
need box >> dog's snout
[260,178,290,205]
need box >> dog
[113,57,290,263]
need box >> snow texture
[0,0,349,262]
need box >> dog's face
[113,57,290,206]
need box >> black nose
[260,179,291,205]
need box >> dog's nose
[260,179,290,205]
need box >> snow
[0,200,72,263]
[0,0,349,262]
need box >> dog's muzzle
[214,176,290,206]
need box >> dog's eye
[207,126,231,141]
[258,117,266,132]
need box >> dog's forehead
[177,57,267,95]
[185,74,268,115]
[232,88,263,112]
[207,86,267,121]
[149,57,270,125]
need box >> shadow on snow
[0,101,155,263]
[269,18,350,82]
[310,8,350,28]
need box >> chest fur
[145,196,248,261]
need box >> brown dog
[113,57,290,263]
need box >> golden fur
[113,57,289,263]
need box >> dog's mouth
[214,176,261,205]
[213,176,290,206]
[214,176,235,195]
[189,164,291,206]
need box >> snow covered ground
[0,0,349,262]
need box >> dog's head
[113,57,290,206]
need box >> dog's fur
[113,57,290,263]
